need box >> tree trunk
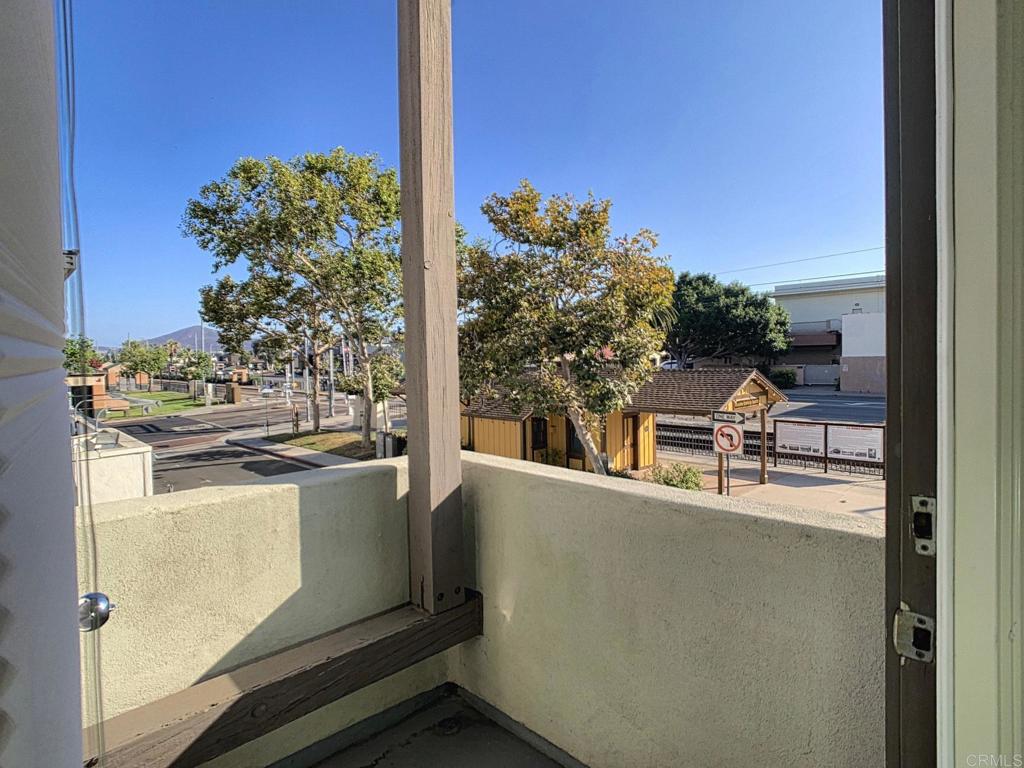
[566,406,607,476]
[360,356,374,448]
[310,354,322,433]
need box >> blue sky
[73,1,884,346]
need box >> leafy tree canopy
[337,351,404,403]
[118,340,169,389]
[459,180,674,474]
[665,272,791,365]
[183,147,402,439]
[178,348,214,382]
[63,335,102,374]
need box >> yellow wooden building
[460,398,656,473]
[460,369,786,474]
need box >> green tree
[251,335,290,372]
[63,335,102,374]
[164,339,182,363]
[183,147,402,440]
[459,180,674,475]
[366,352,404,404]
[179,347,214,383]
[118,339,169,391]
[337,351,404,431]
[665,272,791,366]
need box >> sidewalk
[660,451,885,520]
[227,436,360,468]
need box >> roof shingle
[628,369,785,415]
[460,391,533,421]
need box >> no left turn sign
[713,422,744,455]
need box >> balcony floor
[313,693,570,768]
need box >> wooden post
[398,0,465,614]
[717,452,724,495]
[759,408,768,484]
[823,422,830,474]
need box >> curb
[225,438,329,469]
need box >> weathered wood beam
[82,593,482,768]
[759,408,768,484]
[397,0,465,614]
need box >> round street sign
[713,422,744,455]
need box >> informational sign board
[713,422,745,455]
[775,421,826,457]
[826,424,885,463]
[712,410,744,424]
[730,395,761,410]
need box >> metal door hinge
[910,495,936,557]
[893,605,934,663]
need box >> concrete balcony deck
[79,452,884,767]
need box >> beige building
[772,275,886,392]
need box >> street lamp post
[303,338,310,423]
[260,385,273,437]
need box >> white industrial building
[772,274,886,394]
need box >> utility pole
[200,317,205,354]
[328,347,336,418]
[302,337,310,423]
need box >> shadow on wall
[197,461,412,680]
[81,460,413,726]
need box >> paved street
[112,396,354,491]
[116,400,307,450]
[769,388,885,424]
[659,387,886,427]
[153,446,306,493]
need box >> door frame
[883,0,937,762]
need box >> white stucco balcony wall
[80,453,884,767]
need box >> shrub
[768,368,798,389]
[543,447,565,467]
[649,463,704,491]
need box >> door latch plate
[893,605,934,663]
[911,495,936,557]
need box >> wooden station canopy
[628,368,788,416]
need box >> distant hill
[145,325,244,353]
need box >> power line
[714,246,884,276]
[749,266,884,286]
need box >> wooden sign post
[759,408,768,484]
[712,412,744,496]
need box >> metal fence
[656,420,885,477]
[130,379,230,399]
[152,379,190,394]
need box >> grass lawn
[266,429,378,461]
[104,390,214,419]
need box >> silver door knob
[79,593,115,632]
